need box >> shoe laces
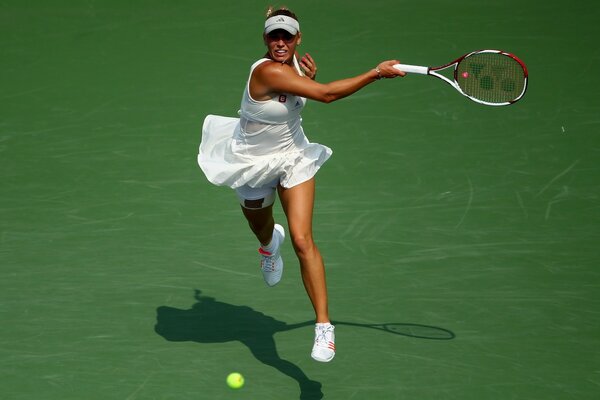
[259,248,278,272]
[315,325,334,347]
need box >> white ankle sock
[261,228,279,254]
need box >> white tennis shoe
[311,323,335,362]
[258,224,285,286]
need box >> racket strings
[456,52,526,104]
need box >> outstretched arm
[251,59,406,104]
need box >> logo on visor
[276,17,285,22]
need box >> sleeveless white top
[198,57,332,189]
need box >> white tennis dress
[198,58,332,189]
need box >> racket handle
[393,64,429,75]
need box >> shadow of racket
[285,321,455,340]
[333,321,455,340]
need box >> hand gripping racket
[393,49,528,106]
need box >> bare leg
[278,178,330,323]
[241,204,275,247]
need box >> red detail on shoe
[258,248,272,256]
[328,342,335,350]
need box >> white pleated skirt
[198,114,332,189]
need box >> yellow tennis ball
[226,372,244,389]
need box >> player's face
[264,29,300,64]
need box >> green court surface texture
[2,1,599,399]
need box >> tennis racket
[393,49,528,106]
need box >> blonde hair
[265,6,298,21]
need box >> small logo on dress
[279,95,287,103]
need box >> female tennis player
[198,6,405,362]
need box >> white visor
[264,15,300,35]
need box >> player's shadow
[154,289,320,400]
[155,290,455,399]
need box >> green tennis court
[2,1,599,399]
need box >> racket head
[453,50,528,106]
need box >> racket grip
[393,64,429,75]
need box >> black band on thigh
[244,198,265,209]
